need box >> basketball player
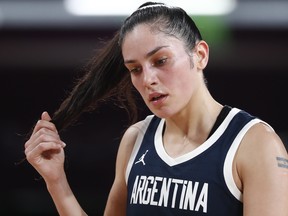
[24,2,288,215]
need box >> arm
[24,112,87,216]
[236,123,288,216]
[103,122,143,216]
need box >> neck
[164,99,223,145]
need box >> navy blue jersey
[125,107,271,215]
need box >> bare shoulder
[118,115,154,154]
[235,121,288,215]
[115,119,149,173]
[103,119,150,216]
[119,120,147,151]
[238,122,287,160]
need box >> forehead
[123,24,165,45]
[122,24,184,58]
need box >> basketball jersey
[125,107,271,215]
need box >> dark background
[0,0,287,215]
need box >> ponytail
[51,31,137,132]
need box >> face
[122,24,203,118]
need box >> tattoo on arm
[276,157,288,169]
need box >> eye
[154,57,168,66]
[129,66,142,74]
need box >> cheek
[170,70,196,96]
[130,75,137,88]
[131,75,143,94]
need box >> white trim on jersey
[154,108,241,166]
[125,115,154,183]
[125,107,274,203]
[223,118,273,201]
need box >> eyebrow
[124,45,169,64]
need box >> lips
[151,94,165,101]
[149,92,167,103]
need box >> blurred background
[0,0,287,215]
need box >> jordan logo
[135,150,149,165]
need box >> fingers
[41,111,52,122]
[26,111,58,147]
[32,111,57,135]
[25,127,65,156]
[25,140,64,162]
[25,111,65,161]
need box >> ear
[194,40,209,70]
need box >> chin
[151,109,174,119]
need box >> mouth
[151,95,166,101]
[149,93,167,103]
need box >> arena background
[0,0,287,215]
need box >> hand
[24,111,66,182]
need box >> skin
[24,24,288,216]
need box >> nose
[142,65,157,87]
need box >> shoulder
[239,121,286,160]
[116,115,155,170]
[235,121,288,214]
[121,114,155,147]
[235,120,288,190]
[104,118,153,215]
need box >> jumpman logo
[135,150,149,165]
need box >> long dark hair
[51,1,203,132]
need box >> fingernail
[62,142,66,147]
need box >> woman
[24,2,288,215]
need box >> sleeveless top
[125,107,271,215]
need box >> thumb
[41,111,52,121]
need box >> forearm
[46,174,88,216]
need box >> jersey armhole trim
[125,115,154,183]
[223,118,265,202]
